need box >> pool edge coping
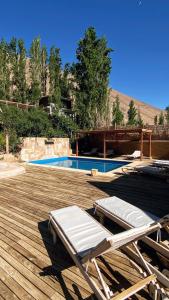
[25,156,141,177]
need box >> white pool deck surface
[0,162,25,179]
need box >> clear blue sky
[1,0,169,109]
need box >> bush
[51,113,78,138]
[0,105,79,153]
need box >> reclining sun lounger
[126,150,141,159]
[135,165,169,179]
[98,149,114,157]
[153,160,169,168]
[49,205,166,300]
[83,148,98,156]
[94,197,169,289]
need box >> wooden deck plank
[0,165,168,299]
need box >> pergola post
[149,132,152,159]
[76,135,79,156]
[140,131,144,160]
[103,133,106,158]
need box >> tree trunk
[5,132,9,154]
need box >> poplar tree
[158,112,164,125]
[60,63,72,98]
[8,37,17,99]
[154,115,158,125]
[0,39,10,99]
[17,39,27,102]
[49,46,61,108]
[29,37,41,104]
[127,100,137,125]
[41,45,47,96]
[112,95,124,127]
[137,110,144,127]
[165,106,169,124]
[73,27,112,129]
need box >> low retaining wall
[20,137,71,161]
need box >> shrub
[51,113,78,138]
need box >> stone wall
[20,137,71,161]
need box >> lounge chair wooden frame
[94,201,169,289]
[48,210,165,300]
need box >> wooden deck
[0,165,168,300]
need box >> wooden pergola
[76,128,152,160]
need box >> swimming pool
[29,157,129,173]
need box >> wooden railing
[0,99,36,109]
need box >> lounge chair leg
[48,220,57,244]
[95,211,105,225]
[148,283,168,300]
[132,243,168,300]
[92,258,113,299]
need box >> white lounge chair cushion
[127,151,141,158]
[50,205,112,257]
[154,160,169,166]
[95,197,158,228]
[137,166,167,176]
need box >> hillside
[109,89,163,125]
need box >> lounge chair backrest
[82,222,161,263]
[91,148,97,152]
[133,150,141,156]
[154,160,169,166]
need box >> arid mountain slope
[109,89,163,125]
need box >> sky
[0,0,169,109]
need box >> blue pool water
[29,157,129,173]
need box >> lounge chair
[94,197,169,288]
[49,205,166,300]
[98,149,114,157]
[126,150,141,159]
[153,160,169,168]
[136,165,169,179]
[83,148,98,156]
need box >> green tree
[14,39,27,102]
[51,112,78,137]
[137,110,144,127]
[29,37,41,104]
[49,46,61,108]
[158,112,164,125]
[127,100,137,125]
[112,95,124,127]
[60,63,72,98]
[0,105,53,138]
[0,105,23,152]
[8,37,17,99]
[0,39,10,99]
[165,106,169,124]
[154,115,158,125]
[73,27,112,129]
[41,45,48,96]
